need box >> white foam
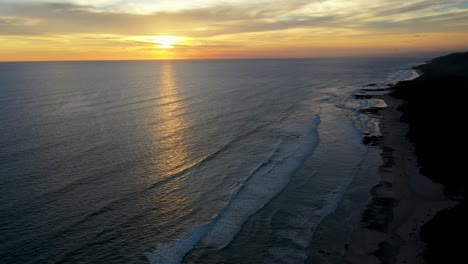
[385,68,420,84]
[406,69,421,80]
[198,116,321,249]
[263,146,369,263]
[146,225,210,264]
[354,67,419,139]
[365,98,387,109]
[146,116,321,263]
[266,246,308,263]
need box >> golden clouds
[0,0,467,61]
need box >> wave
[386,68,420,83]
[146,225,212,264]
[147,65,418,264]
[337,67,418,143]
[145,141,284,264]
[265,147,369,264]
[147,116,321,264]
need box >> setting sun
[154,36,180,49]
[0,0,467,61]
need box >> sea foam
[147,116,321,263]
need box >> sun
[154,36,180,49]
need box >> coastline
[390,52,468,263]
[347,52,467,263]
[345,92,454,264]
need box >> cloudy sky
[1,0,468,61]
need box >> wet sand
[345,93,454,264]
[390,52,468,263]
[347,52,468,263]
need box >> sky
[1,0,468,61]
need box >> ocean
[0,58,420,264]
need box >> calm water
[0,58,419,264]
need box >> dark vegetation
[390,52,468,263]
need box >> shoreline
[346,52,467,263]
[389,52,467,263]
[346,92,454,263]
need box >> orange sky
[1,0,468,61]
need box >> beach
[345,52,467,264]
[391,52,468,263]
[346,92,454,264]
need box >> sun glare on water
[154,36,180,49]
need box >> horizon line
[0,52,456,63]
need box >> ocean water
[0,58,420,264]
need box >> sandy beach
[347,52,468,264]
[345,92,454,264]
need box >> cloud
[1,0,467,38]
[1,0,467,60]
